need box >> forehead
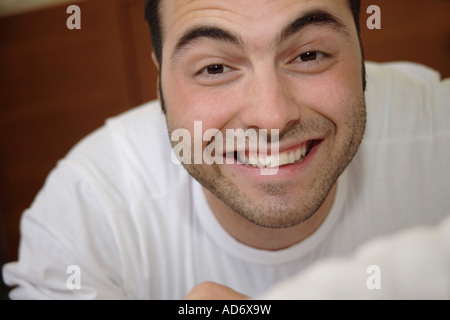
[160,0,354,41]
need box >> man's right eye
[193,62,240,86]
[205,65,225,74]
[199,64,233,76]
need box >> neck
[203,184,337,251]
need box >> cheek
[163,74,240,132]
[290,61,363,127]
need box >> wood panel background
[0,0,449,298]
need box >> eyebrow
[172,26,243,61]
[171,9,350,61]
[277,9,350,44]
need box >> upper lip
[221,137,322,156]
[274,140,312,154]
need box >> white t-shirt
[259,214,450,300]
[2,62,450,299]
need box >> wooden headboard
[360,0,450,78]
[0,0,449,269]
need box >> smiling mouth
[232,140,321,169]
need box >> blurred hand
[184,281,250,300]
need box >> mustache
[273,118,334,143]
[215,117,335,148]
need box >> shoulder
[339,63,450,237]
[364,61,450,142]
[2,101,192,299]
[58,100,189,208]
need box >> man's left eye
[201,64,232,75]
[294,51,321,62]
[287,50,332,73]
[299,51,318,61]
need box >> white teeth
[257,157,265,168]
[236,143,309,168]
[266,155,279,168]
[301,144,307,157]
[236,152,245,165]
[248,154,258,166]
[288,151,296,164]
[258,155,269,167]
[295,148,301,161]
[276,153,286,166]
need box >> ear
[151,52,161,100]
[151,51,160,71]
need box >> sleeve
[259,214,450,300]
[2,154,128,299]
[2,102,167,300]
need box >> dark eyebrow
[172,26,243,61]
[277,9,350,44]
[171,9,349,61]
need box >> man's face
[158,0,366,228]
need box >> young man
[2,0,449,299]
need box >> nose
[239,66,301,131]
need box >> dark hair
[348,0,362,35]
[145,0,362,66]
[145,0,163,65]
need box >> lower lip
[226,140,323,180]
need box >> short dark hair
[145,0,163,65]
[145,0,362,66]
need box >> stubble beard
[165,94,366,229]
